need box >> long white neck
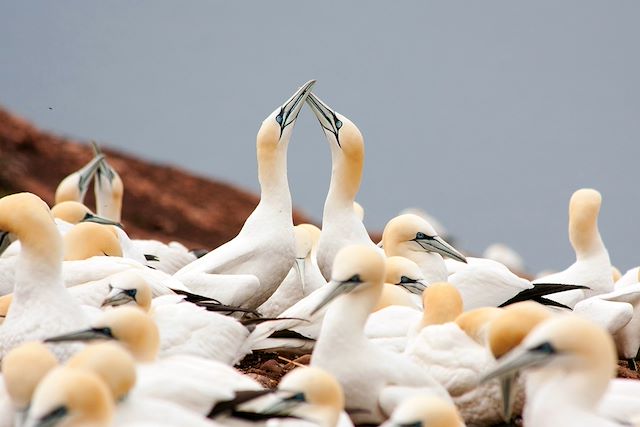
[244,144,292,231]
[569,212,608,261]
[323,147,363,220]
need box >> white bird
[380,395,465,427]
[0,193,89,360]
[44,307,262,416]
[258,225,325,317]
[100,271,252,364]
[304,92,379,280]
[210,367,353,427]
[175,80,316,309]
[482,315,636,427]
[534,189,614,307]
[54,153,104,206]
[310,245,451,424]
[92,143,124,223]
[381,214,466,284]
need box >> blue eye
[275,115,283,124]
[416,232,427,239]
[336,120,342,129]
[400,276,414,283]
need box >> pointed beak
[44,327,113,343]
[398,280,427,295]
[310,280,360,315]
[499,373,517,421]
[294,258,306,294]
[278,80,316,136]
[81,212,123,229]
[305,92,343,147]
[101,288,134,308]
[77,155,104,198]
[481,345,555,384]
[262,391,306,416]
[414,235,467,263]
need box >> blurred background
[1,1,639,274]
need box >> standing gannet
[304,93,379,280]
[0,342,58,426]
[176,81,316,309]
[100,272,251,364]
[25,367,114,427]
[209,367,353,427]
[44,307,262,415]
[54,154,104,205]
[0,193,89,359]
[310,245,450,424]
[67,342,222,426]
[91,144,124,223]
[380,395,465,427]
[381,214,466,284]
[534,189,614,307]
[258,225,325,317]
[482,315,640,427]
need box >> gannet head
[258,80,316,150]
[353,201,365,221]
[297,223,322,248]
[385,256,427,295]
[293,226,314,292]
[386,395,464,427]
[51,201,122,227]
[54,154,104,204]
[486,301,554,420]
[101,270,153,312]
[482,315,616,409]
[305,92,363,156]
[311,245,385,314]
[454,307,504,344]
[0,192,60,258]
[568,188,603,257]
[382,214,466,263]
[420,282,463,328]
[26,367,113,427]
[94,154,124,223]
[45,306,160,362]
[67,342,136,401]
[267,367,344,427]
[2,342,58,410]
[63,222,123,261]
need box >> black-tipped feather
[144,254,160,262]
[499,283,589,308]
[266,329,315,341]
[170,288,261,316]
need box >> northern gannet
[175,80,316,309]
[534,189,614,307]
[310,245,451,424]
[305,93,379,280]
[482,315,631,427]
[63,222,123,260]
[381,214,466,284]
[92,144,124,223]
[100,272,252,364]
[0,193,89,359]
[44,307,262,415]
[26,367,114,427]
[380,395,465,427]
[209,367,353,426]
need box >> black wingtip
[498,283,589,308]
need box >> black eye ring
[529,341,556,354]
[347,274,362,283]
[335,120,343,129]
[124,289,137,298]
[415,232,428,239]
[399,276,416,284]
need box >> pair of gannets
[484,315,640,427]
[310,244,451,424]
[175,81,317,309]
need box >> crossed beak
[277,80,316,136]
[305,92,343,147]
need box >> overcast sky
[1,1,639,273]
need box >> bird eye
[125,289,137,298]
[335,120,343,129]
[347,274,362,283]
[415,232,428,240]
[275,115,283,124]
[399,276,414,284]
[529,341,556,354]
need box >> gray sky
[1,1,639,274]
